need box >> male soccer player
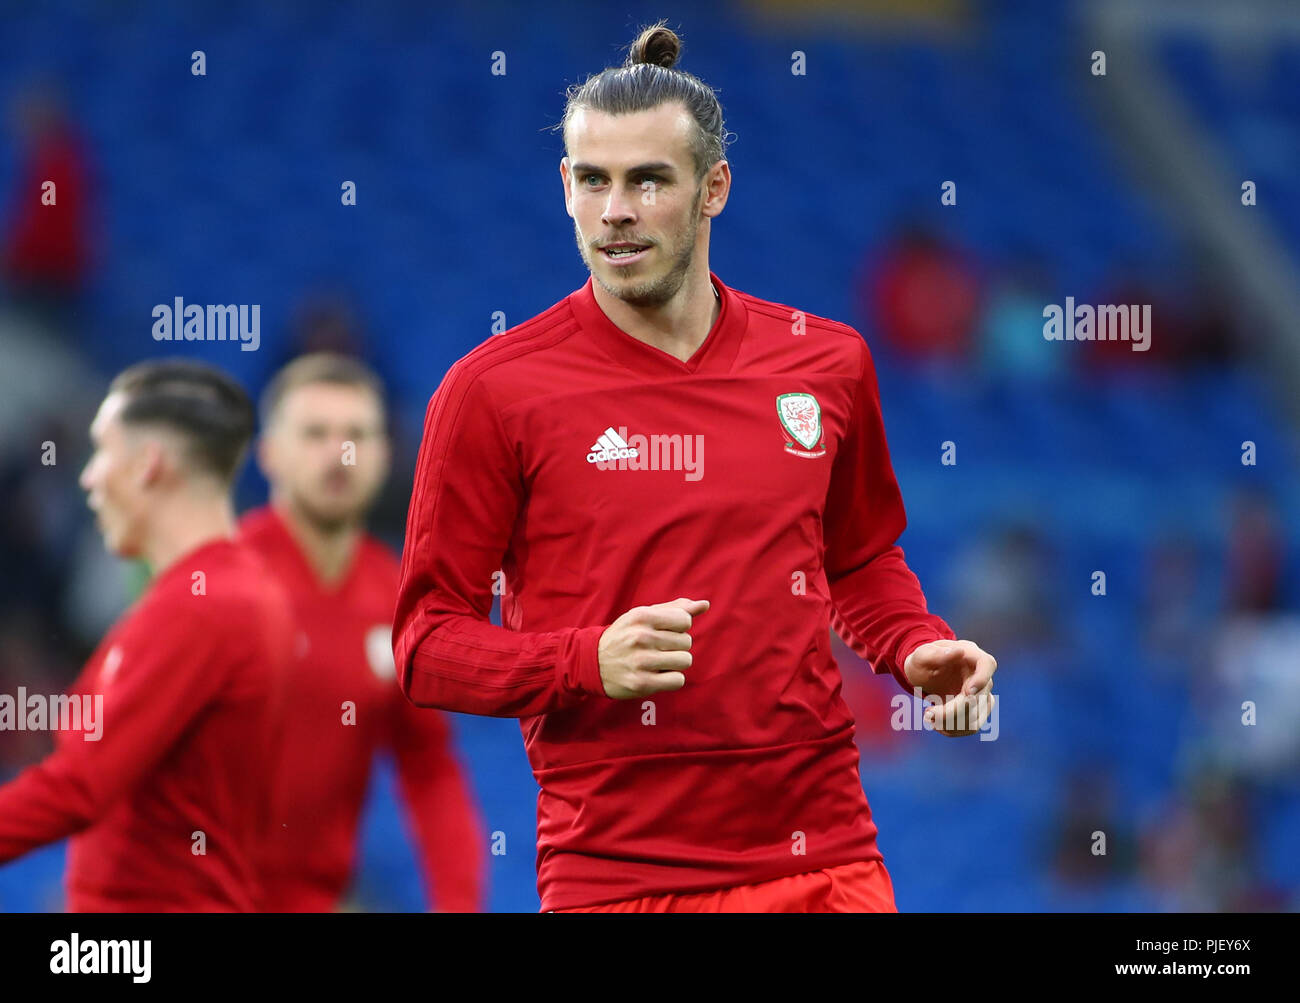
[243,353,484,912]
[0,361,294,911]
[393,23,998,913]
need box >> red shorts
[552,858,897,913]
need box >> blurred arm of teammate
[0,607,229,863]
[387,697,487,912]
[822,334,967,696]
[393,364,612,718]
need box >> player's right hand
[597,598,709,699]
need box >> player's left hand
[902,639,997,737]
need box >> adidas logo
[587,426,639,464]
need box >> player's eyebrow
[572,161,676,176]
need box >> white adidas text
[587,426,704,481]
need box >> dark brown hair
[259,351,386,428]
[558,21,731,182]
[109,360,256,484]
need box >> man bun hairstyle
[109,359,256,484]
[627,21,682,68]
[559,20,731,183]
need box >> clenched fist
[598,598,709,699]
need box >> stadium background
[1,0,1298,911]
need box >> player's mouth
[600,242,651,266]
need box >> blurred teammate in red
[393,24,998,914]
[0,361,293,911]
[243,353,485,912]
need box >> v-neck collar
[568,269,747,377]
[263,505,361,599]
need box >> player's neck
[273,498,361,587]
[594,269,720,365]
[143,492,236,576]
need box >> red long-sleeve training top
[0,538,294,911]
[240,506,485,911]
[393,270,955,911]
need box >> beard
[576,194,703,308]
[289,484,363,535]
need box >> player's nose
[601,191,637,227]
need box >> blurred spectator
[1079,261,1242,371]
[945,522,1062,656]
[0,410,92,631]
[1190,489,1300,781]
[60,522,137,652]
[1079,267,1176,370]
[1140,531,1213,675]
[0,609,75,774]
[858,223,982,362]
[2,79,94,333]
[1048,768,1136,888]
[1224,488,1286,614]
[1176,266,1243,365]
[1139,771,1286,911]
[279,288,368,363]
[1200,609,1300,781]
[976,254,1065,381]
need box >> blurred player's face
[259,382,389,533]
[79,392,154,558]
[562,102,725,307]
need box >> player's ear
[255,432,276,482]
[700,160,731,220]
[135,437,168,490]
[560,157,574,218]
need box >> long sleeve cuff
[570,623,610,700]
[889,625,957,693]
